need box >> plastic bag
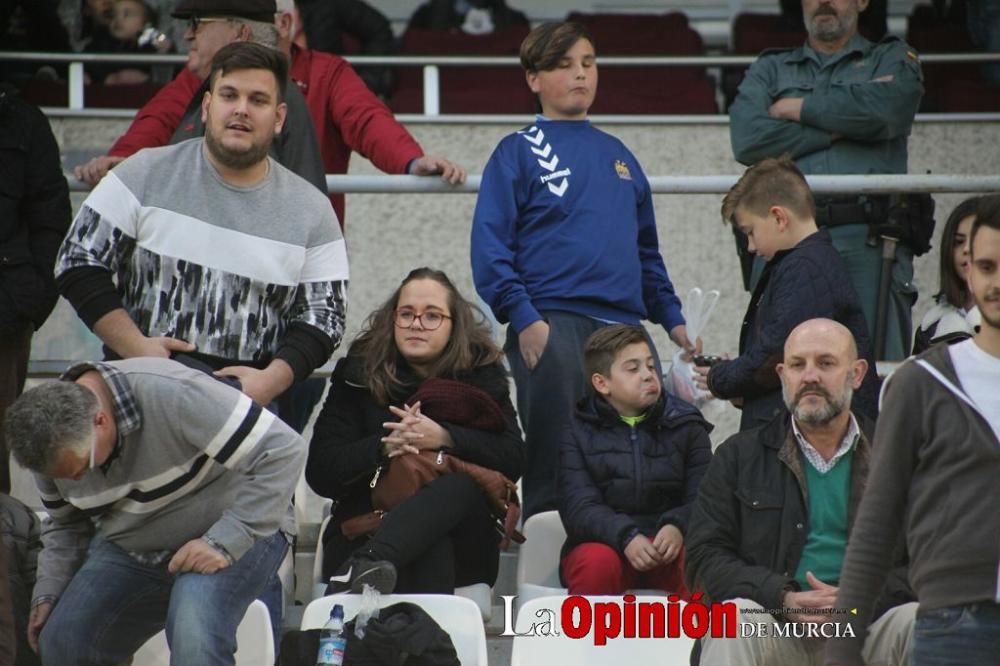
[664,287,719,407]
[665,348,709,405]
[353,583,381,640]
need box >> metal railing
[58,173,1000,195]
[7,50,1000,116]
[34,171,1000,378]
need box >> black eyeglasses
[394,309,451,331]
[188,16,229,33]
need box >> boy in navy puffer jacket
[558,325,712,595]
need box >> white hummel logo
[520,125,568,197]
[537,154,559,171]
[531,143,552,158]
[520,126,546,146]
[547,179,569,196]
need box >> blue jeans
[912,602,1000,665]
[39,531,288,666]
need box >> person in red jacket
[73,0,465,225]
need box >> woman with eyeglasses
[305,267,523,593]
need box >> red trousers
[560,542,690,597]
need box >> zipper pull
[369,465,382,488]
[436,450,444,465]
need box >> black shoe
[326,558,397,595]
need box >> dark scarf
[406,377,506,432]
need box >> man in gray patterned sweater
[4,357,306,665]
[55,41,349,409]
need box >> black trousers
[0,323,32,494]
[505,311,606,519]
[325,474,500,593]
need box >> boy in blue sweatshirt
[471,22,695,517]
[558,325,711,595]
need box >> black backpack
[279,602,460,666]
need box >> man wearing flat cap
[74,0,466,227]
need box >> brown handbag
[340,375,525,548]
[343,450,524,549]
[340,510,386,540]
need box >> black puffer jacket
[557,392,713,555]
[0,85,72,337]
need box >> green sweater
[794,450,853,587]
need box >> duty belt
[813,195,888,228]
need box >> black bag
[279,602,460,666]
[876,193,937,256]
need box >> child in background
[558,325,711,596]
[85,0,172,85]
[472,21,696,518]
[695,156,880,431]
[912,197,982,354]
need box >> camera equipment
[693,354,723,368]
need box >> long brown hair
[937,197,980,308]
[350,268,504,404]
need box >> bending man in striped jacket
[4,357,306,665]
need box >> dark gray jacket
[1,494,41,666]
[685,412,912,620]
[827,340,1000,664]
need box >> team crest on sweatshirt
[615,160,632,180]
[519,126,570,197]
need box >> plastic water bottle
[315,604,346,665]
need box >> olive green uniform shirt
[730,34,923,174]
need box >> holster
[873,193,936,256]
[814,193,936,256]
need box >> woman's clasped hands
[381,401,453,458]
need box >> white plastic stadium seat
[311,515,493,620]
[312,514,333,600]
[302,593,488,666]
[514,511,675,609]
[509,595,694,666]
[515,511,568,607]
[131,599,274,666]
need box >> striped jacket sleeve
[179,373,307,560]
[32,477,94,603]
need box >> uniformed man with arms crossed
[728,0,925,360]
